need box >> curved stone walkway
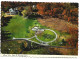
[12,28,76,49]
[13,29,57,45]
[13,36,49,46]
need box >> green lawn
[37,30,56,42]
[2,15,48,38]
[3,15,35,38]
[2,15,71,46]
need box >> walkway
[13,36,49,46]
[13,29,57,45]
[12,28,76,49]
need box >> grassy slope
[3,15,35,38]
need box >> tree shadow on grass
[1,16,12,27]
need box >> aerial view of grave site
[1,2,78,55]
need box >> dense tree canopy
[36,3,78,24]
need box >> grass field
[2,15,71,46]
[1,15,73,54]
[3,15,35,38]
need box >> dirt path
[38,18,78,32]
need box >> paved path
[13,29,57,45]
[13,36,35,40]
[13,37,49,46]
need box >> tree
[63,15,68,20]
[68,17,71,22]
[21,10,28,17]
[62,9,66,15]
[66,38,77,47]
[18,6,24,11]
